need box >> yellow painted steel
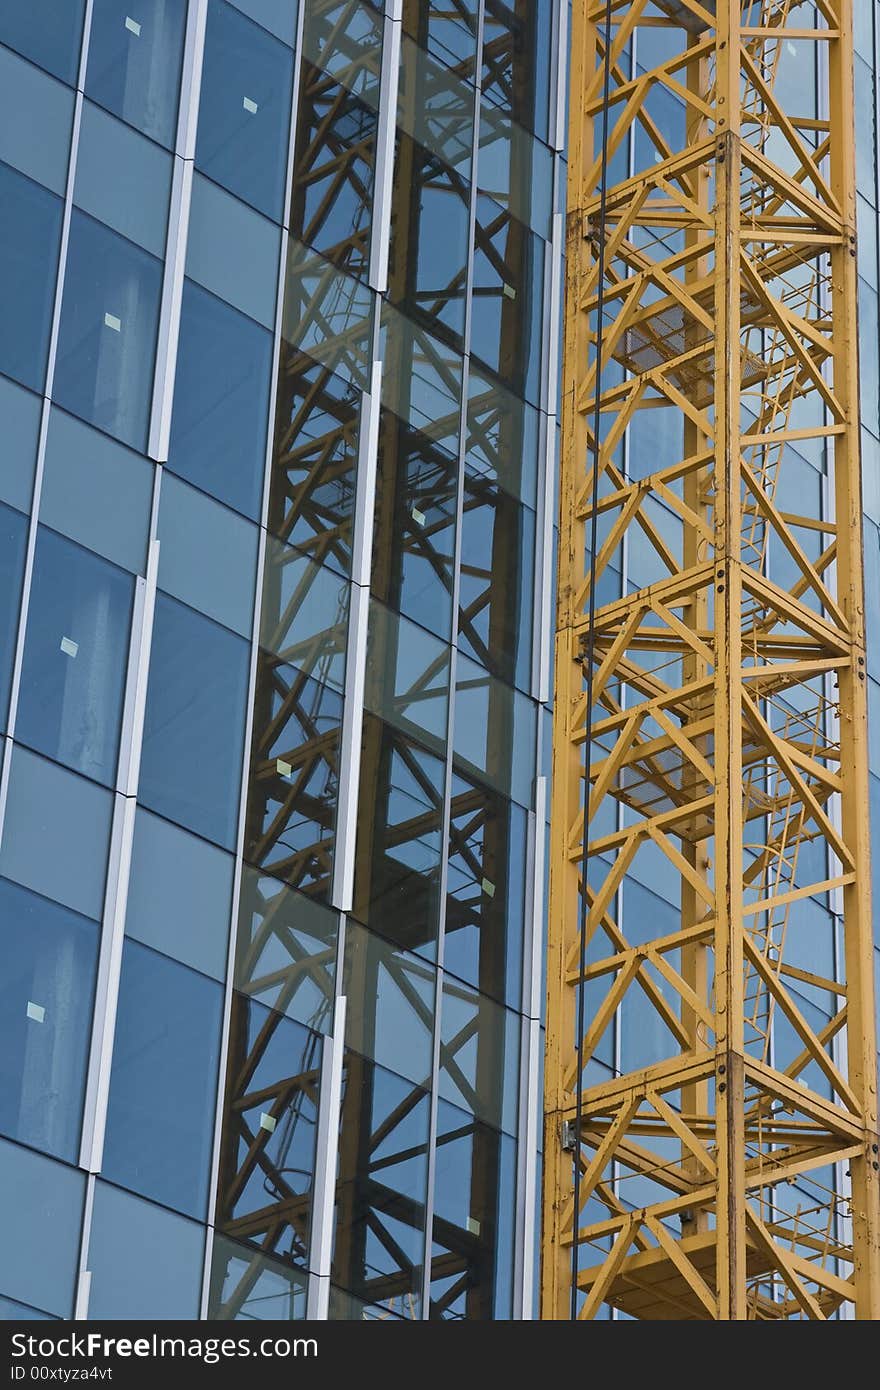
[543,0,880,1320]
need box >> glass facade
[0,0,565,1321]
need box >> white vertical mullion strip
[369,12,402,293]
[330,585,371,912]
[533,206,563,705]
[513,772,548,1318]
[419,0,485,1319]
[78,535,160,1175]
[118,542,160,800]
[77,798,136,1172]
[147,0,207,461]
[199,3,306,1315]
[325,0,394,952]
[550,0,569,154]
[177,0,209,161]
[0,37,94,825]
[306,995,348,1319]
[147,160,195,461]
[331,362,382,911]
[351,362,383,590]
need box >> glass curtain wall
[0,0,565,1322]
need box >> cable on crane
[570,0,616,1321]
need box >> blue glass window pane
[0,502,28,732]
[127,808,233,980]
[0,163,63,393]
[0,45,74,195]
[231,0,299,45]
[186,173,280,327]
[87,1181,203,1319]
[74,101,172,258]
[0,374,42,513]
[157,474,258,637]
[0,879,98,1163]
[139,593,250,848]
[53,212,162,451]
[0,1,86,84]
[168,280,272,519]
[0,1137,85,1319]
[0,747,114,922]
[86,0,187,148]
[103,941,222,1217]
[0,1296,55,1320]
[40,407,153,576]
[16,528,135,787]
[196,0,293,220]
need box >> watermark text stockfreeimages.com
[10,1334,317,1368]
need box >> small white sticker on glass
[481,877,496,899]
[259,1112,277,1134]
[243,97,259,114]
[276,758,292,778]
[60,636,79,658]
[26,1001,46,1024]
[104,313,122,332]
[411,507,426,527]
[125,16,142,36]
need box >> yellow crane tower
[543,0,880,1319]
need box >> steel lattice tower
[543,0,880,1319]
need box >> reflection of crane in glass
[269,581,350,875]
[262,999,330,1265]
[210,0,549,1321]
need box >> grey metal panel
[369,12,402,293]
[331,359,382,912]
